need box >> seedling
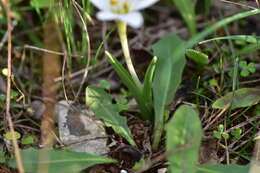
[239,60,256,77]
[231,128,242,140]
[213,124,229,139]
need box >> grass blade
[105,51,153,120]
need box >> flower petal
[97,11,118,21]
[90,0,110,10]
[133,0,159,10]
[118,12,143,28]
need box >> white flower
[90,0,159,28]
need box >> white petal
[118,12,143,28]
[97,11,118,21]
[90,0,110,10]
[133,0,159,10]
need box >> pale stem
[117,21,142,89]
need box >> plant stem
[117,21,142,89]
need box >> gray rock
[55,100,109,155]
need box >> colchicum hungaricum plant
[90,0,159,89]
[88,0,162,148]
[87,1,260,170]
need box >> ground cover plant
[0,0,260,173]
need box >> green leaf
[0,151,5,163]
[231,128,242,139]
[199,35,260,45]
[10,90,19,99]
[4,131,21,140]
[143,56,157,113]
[240,69,249,77]
[239,61,247,68]
[213,131,222,139]
[195,0,212,15]
[221,132,229,139]
[171,0,197,36]
[218,124,224,132]
[85,86,136,146]
[105,51,152,121]
[150,9,260,151]
[166,105,202,173]
[30,0,53,9]
[209,79,218,87]
[186,49,209,66]
[98,79,111,90]
[10,0,22,5]
[0,94,6,101]
[152,34,186,149]
[196,164,249,173]
[21,136,37,145]
[10,148,116,173]
[234,44,260,57]
[248,62,256,73]
[212,88,260,110]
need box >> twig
[135,143,192,173]
[2,0,25,172]
[0,20,17,50]
[203,105,229,130]
[219,0,258,10]
[17,45,84,58]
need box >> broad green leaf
[10,148,116,173]
[212,88,260,110]
[166,105,202,173]
[86,86,136,146]
[105,51,152,120]
[186,49,209,66]
[196,164,249,173]
[171,0,197,36]
[152,34,186,149]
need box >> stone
[55,100,109,155]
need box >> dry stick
[20,45,84,58]
[203,105,229,130]
[135,143,192,173]
[224,119,230,164]
[0,20,17,50]
[40,18,60,148]
[37,13,61,173]
[219,0,258,10]
[2,0,25,172]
